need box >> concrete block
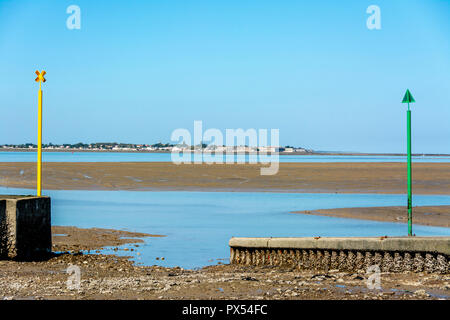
[229,237,270,248]
[0,195,52,260]
[230,236,450,256]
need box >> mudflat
[293,205,450,228]
[0,225,447,300]
[0,162,449,194]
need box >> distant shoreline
[0,149,449,157]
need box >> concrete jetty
[0,195,52,260]
[229,237,450,273]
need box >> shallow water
[1,187,449,269]
[1,151,449,163]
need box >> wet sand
[293,205,450,228]
[0,226,447,300]
[0,162,449,194]
[52,226,164,252]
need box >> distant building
[258,146,276,153]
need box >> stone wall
[0,200,6,257]
[229,237,450,274]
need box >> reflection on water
[1,151,450,163]
[1,187,449,269]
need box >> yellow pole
[37,81,42,196]
[35,69,46,196]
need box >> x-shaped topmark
[35,70,46,83]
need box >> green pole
[407,104,412,236]
[402,89,415,236]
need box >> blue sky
[0,0,449,153]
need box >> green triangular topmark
[402,89,415,103]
